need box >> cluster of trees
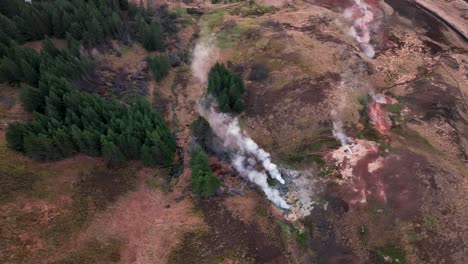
[190,147,220,197]
[0,26,175,165]
[146,55,170,81]
[7,75,175,165]
[207,63,245,113]
[0,35,91,86]
[0,0,177,49]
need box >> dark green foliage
[140,21,165,51]
[4,40,175,164]
[0,0,178,49]
[147,55,170,81]
[190,147,220,197]
[5,123,26,151]
[0,37,91,86]
[190,116,213,152]
[8,77,176,163]
[207,63,245,114]
[1,2,177,166]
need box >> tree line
[0,0,177,51]
[207,63,245,114]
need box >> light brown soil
[84,179,204,264]
[22,38,67,51]
[415,0,468,39]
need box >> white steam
[370,92,387,104]
[345,0,376,57]
[199,103,290,209]
[190,32,288,209]
[233,155,290,209]
[332,120,354,153]
[191,36,219,83]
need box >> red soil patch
[368,101,392,135]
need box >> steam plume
[199,100,289,209]
[345,0,376,57]
[332,120,354,153]
[191,36,219,83]
[233,155,290,209]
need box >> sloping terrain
[1,0,467,263]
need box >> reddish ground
[368,101,392,135]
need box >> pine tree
[147,55,170,81]
[52,128,76,157]
[0,14,21,41]
[101,136,126,164]
[0,57,21,83]
[6,123,26,151]
[190,116,213,152]
[20,84,45,112]
[141,21,165,51]
[20,59,38,85]
[207,63,245,114]
[189,147,220,197]
[23,133,60,161]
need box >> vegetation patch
[147,54,170,81]
[43,165,137,245]
[208,63,245,113]
[190,116,214,153]
[52,238,121,264]
[369,244,406,264]
[230,2,277,17]
[0,0,177,50]
[387,103,402,114]
[277,221,308,248]
[0,144,47,203]
[205,11,227,30]
[190,147,220,197]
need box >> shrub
[190,116,214,153]
[207,63,245,114]
[190,147,220,197]
[147,55,170,81]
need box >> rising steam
[332,120,353,146]
[191,31,289,209]
[198,100,290,209]
[191,36,219,83]
[344,0,376,57]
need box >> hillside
[0,0,467,263]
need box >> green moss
[370,245,406,264]
[146,177,158,189]
[277,221,308,248]
[230,2,277,16]
[387,103,402,114]
[205,11,226,30]
[174,7,195,26]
